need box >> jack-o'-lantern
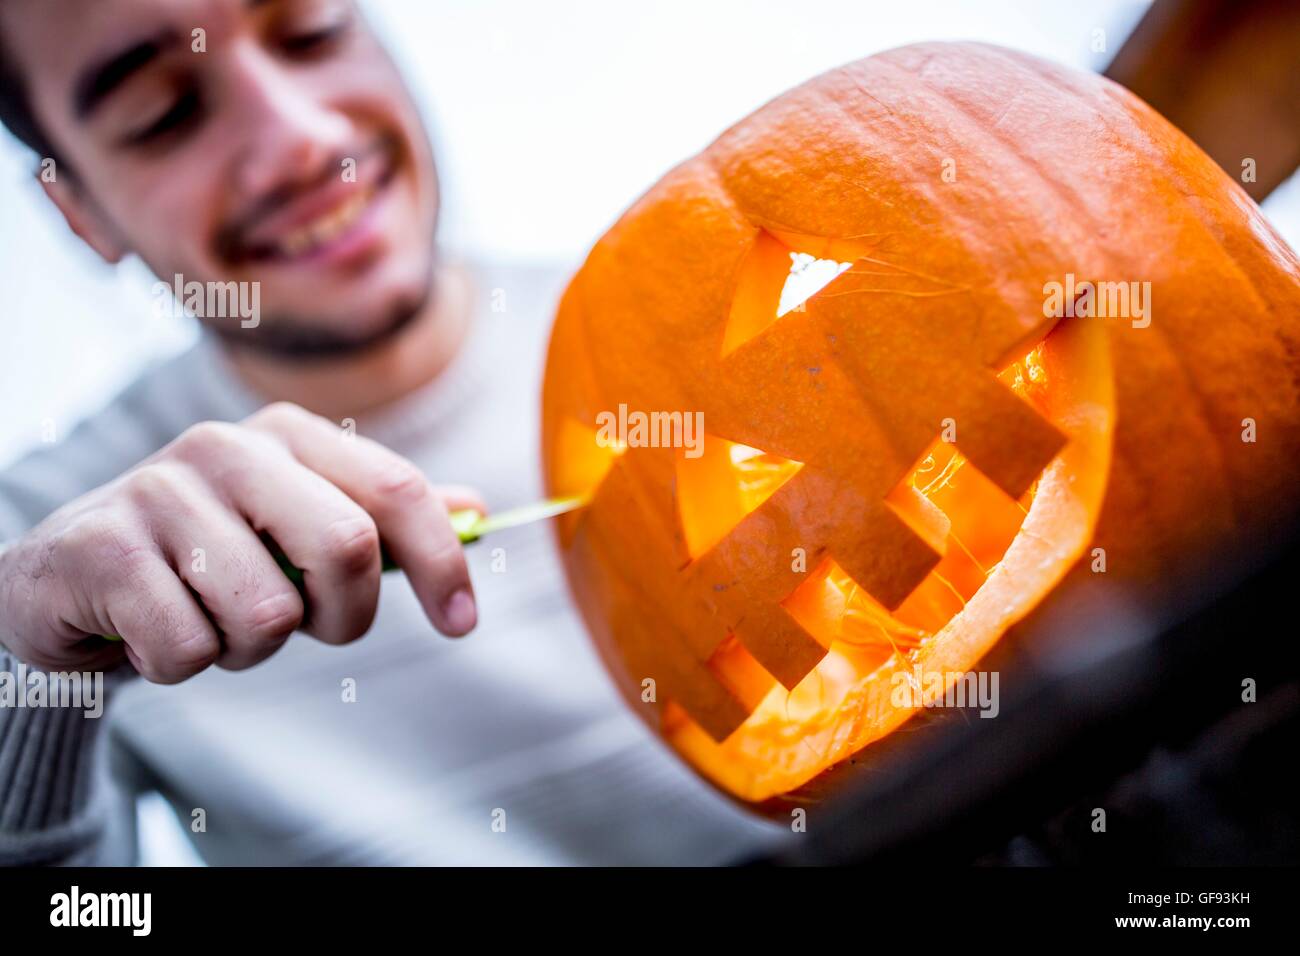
[541,42,1300,808]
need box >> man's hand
[0,403,483,682]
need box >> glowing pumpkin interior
[547,226,1116,805]
[539,38,1300,808]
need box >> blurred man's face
[1,0,440,355]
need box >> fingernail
[442,588,477,635]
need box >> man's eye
[280,19,350,56]
[125,89,202,146]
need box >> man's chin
[209,287,432,361]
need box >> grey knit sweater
[0,261,784,865]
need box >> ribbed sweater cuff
[0,651,132,864]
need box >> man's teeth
[276,187,374,257]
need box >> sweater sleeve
[0,381,169,866]
[0,650,136,865]
[0,338,247,866]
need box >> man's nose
[224,44,353,198]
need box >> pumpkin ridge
[1140,319,1243,525]
[999,44,1290,330]
[1019,49,1279,322]
[899,44,1279,532]
[880,53,1110,260]
[841,56,1101,366]
[1041,74,1296,526]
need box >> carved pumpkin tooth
[540,41,1300,808]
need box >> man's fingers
[0,542,123,673]
[0,403,473,685]
[246,403,478,636]
[145,493,304,670]
[0,508,217,682]
[100,554,222,684]
[213,448,383,647]
[390,492,478,636]
[6,625,127,676]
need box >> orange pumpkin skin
[541,42,1300,808]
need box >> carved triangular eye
[721,231,853,356]
[676,437,802,560]
[780,254,854,317]
[720,229,966,357]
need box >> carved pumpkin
[541,42,1300,807]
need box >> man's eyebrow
[72,31,179,120]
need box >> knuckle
[70,514,154,580]
[427,538,467,573]
[154,623,220,683]
[121,463,193,511]
[372,461,430,510]
[168,420,244,464]
[251,401,312,432]
[319,606,377,646]
[243,591,303,643]
[424,540,470,596]
[322,515,381,578]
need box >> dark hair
[0,21,63,165]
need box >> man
[0,0,780,864]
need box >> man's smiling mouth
[229,136,400,265]
[273,181,378,259]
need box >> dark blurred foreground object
[1106,0,1300,202]
[759,528,1299,865]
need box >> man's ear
[39,172,128,264]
